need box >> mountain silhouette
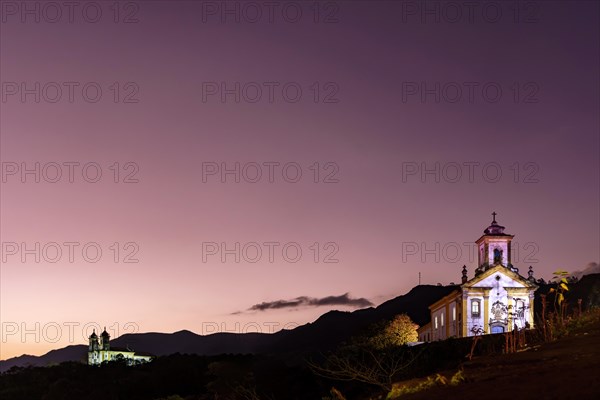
[3,275,598,372]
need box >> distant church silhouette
[88,328,152,365]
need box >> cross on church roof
[492,211,497,223]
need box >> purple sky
[1,0,598,359]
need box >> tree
[309,344,422,392]
[370,314,419,349]
[308,315,421,392]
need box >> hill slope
[0,284,455,371]
[2,275,598,372]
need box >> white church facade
[418,214,538,342]
[88,328,152,366]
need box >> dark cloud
[571,262,600,280]
[246,293,373,312]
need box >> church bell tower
[100,328,110,351]
[475,212,514,271]
[89,330,99,351]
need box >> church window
[434,316,438,329]
[441,312,444,326]
[493,248,503,264]
[452,305,456,321]
[471,300,481,317]
[514,298,526,318]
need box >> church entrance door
[491,325,505,334]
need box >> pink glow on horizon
[1,1,598,360]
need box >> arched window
[493,248,503,264]
[471,299,481,317]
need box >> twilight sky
[0,0,598,360]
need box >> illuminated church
[88,328,152,365]
[418,213,539,342]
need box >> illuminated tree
[309,314,421,392]
[370,314,419,349]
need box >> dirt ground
[401,322,600,400]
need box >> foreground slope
[398,319,600,400]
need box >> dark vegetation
[1,274,599,400]
[0,354,322,400]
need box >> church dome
[101,328,110,338]
[483,212,508,235]
[89,330,98,339]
